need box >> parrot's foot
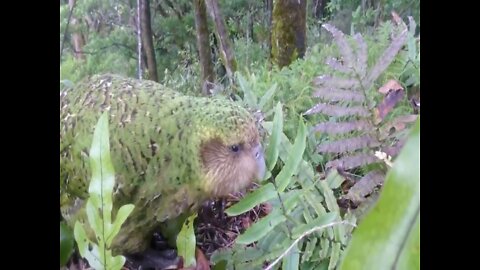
[218,198,227,222]
[127,248,180,270]
[199,198,228,227]
[151,231,171,251]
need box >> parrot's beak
[254,144,266,181]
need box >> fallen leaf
[195,248,211,270]
[376,89,405,122]
[391,11,402,25]
[378,79,403,94]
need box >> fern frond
[305,15,417,219]
[313,120,372,134]
[382,138,406,157]
[313,75,359,89]
[317,135,380,153]
[375,89,405,121]
[353,33,368,76]
[304,103,369,117]
[326,57,353,74]
[366,25,408,88]
[313,88,365,102]
[342,170,384,205]
[326,153,379,171]
[379,114,418,138]
[322,24,356,70]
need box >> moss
[271,0,307,68]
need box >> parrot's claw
[218,198,227,222]
[127,248,180,270]
[126,232,180,270]
[151,231,170,251]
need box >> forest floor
[64,184,269,270]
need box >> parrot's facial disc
[201,138,266,197]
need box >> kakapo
[60,74,266,260]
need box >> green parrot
[60,74,266,265]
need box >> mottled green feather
[60,74,262,255]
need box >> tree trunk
[266,0,273,64]
[194,0,215,95]
[137,0,142,80]
[248,7,254,42]
[271,0,307,68]
[68,0,85,60]
[140,0,158,82]
[313,0,328,19]
[205,0,237,85]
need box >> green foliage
[177,214,198,268]
[266,103,283,171]
[220,11,419,270]
[213,105,355,270]
[73,112,135,270]
[60,221,74,267]
[338,118,419,270]
[327,0,420,30]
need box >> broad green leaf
[87,244,104,270]
[283,189,303,212]
[60,79,74,88]
[396,214,420,270]
[177,213,197,268]
[225,183,277,216]
[249,245,289,268]
[258,83,277,110]
[291,213,338,238]
[212,260,228,270]
[265,102,283,171]
[106,204,135,246]
[276,119,307,192]
[263,122,315,187]
[89,112,115,229]
[104,251,126,270]
[338,118,420,270]
[74,221,90,259]
[85,199,103,243]
[319,237,330,260]
[304,190,326,216]
[60,222,74,266]
[320,181,345,244]
[282,243,300,270]
[232,246,264,262]
[257,228,286,251]
[236,209,286,245]
[73,112,130,270]
[210,248,233,265]
[237,73,257,107]
[301,237,318,263]
[407,19,417,61]
[326,169,345,189]
[328,242,342,270]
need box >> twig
[264,220,357,270]
[60,1,76,62]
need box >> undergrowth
[210,14,419,270]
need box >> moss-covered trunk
[271,0,307,68]
[194,0,215,95]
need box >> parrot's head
[197,98,266,198]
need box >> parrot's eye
[230,145,240,152]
